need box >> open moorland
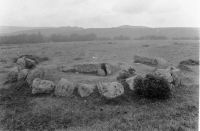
[0,39,199,131]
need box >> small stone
[54,78,76,97]
[97,81,124,99]
[32,78,55,94]
[77,83,96,97]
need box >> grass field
[0,40,199,131]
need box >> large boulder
[17,69,29,81]
[32,78,55,94]
[54,78,76,97]
[97,82,124,99]
[26,67,46,85]
[134,55,168,68]
[77,83,96,97]
[125,75,142,91]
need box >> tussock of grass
[134,73,171,99]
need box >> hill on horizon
[0,25,199,40]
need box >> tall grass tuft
[134,73,171,99]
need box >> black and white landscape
[0,0,199,131]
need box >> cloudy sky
[0,0,199,28]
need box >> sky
[0,0,199,28]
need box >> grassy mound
[134,74,171,99]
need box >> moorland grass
[0,78,198,131]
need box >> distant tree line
[134,35,200,40]
[1,33,198,44]
[172,37,200,40]
[134,35,168,40]
[0,33,134,44]
[0,33,45,44]
[0,33,98,44]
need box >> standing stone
[17,69,29,81]
[32,78,55,94]
[54,78,76,97]
[77,83,96,97]
[105,63,112,75]
[16,57,26,70]
[97,82,124,99]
